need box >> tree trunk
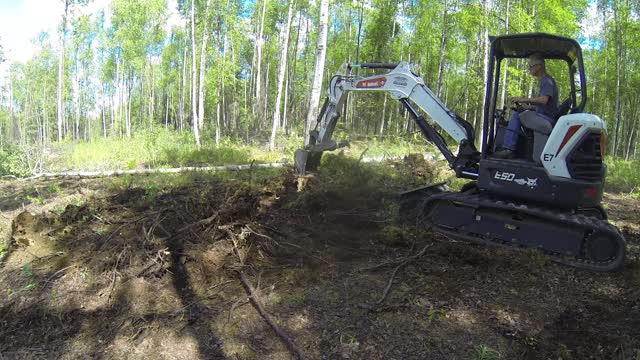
[282,73,290,133]
[436,0,450,97]
[216,86,221,146]
[499,0,510,109]
[181,47,187,132]
[611,0,622,157]
[304,0,329,145]
[477,0,491,149]
[198,0,212,131]
[254,0,268,122]
[57,0,69,142]
[75,61,80,141]
[165,94,170,129]
[126,75,132,138]
[191,0,201,147]
[263,62,270,128]
[380,95,387,135]
[269,0,295,150]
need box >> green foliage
[0,146,32,177]
[48,128,287,171]
[604,158,640,196]
[427,308,447,322]
[380,225,413,247]
[21,263,38,291]
[284,293,306,306]
[474,345,499,360]
[0,0,638,169]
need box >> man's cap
[528,54,545,67]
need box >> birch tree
[269,0,295,150]
[190,0,201,147]
[304,0,329,146]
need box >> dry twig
[229,233,307,360]
[358,244,432,310]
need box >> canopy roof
[490,33,582,64]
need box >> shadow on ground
[1,161,639,359]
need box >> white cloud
[1,0,62,63]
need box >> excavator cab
[477,33,608,211]
[485,33,587,164]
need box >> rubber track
[421,191,626,272]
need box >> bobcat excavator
[294,33,626,271]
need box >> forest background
[0,0,638,191]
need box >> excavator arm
[295,62,480,178]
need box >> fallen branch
[231,237,307,360]
[358,244,432,311]
[177,212,219,233]
[22,163,287,181]
[42,265,75,288]
[358,243,432,272]
[108,247,128,302]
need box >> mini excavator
[294,33,626,271]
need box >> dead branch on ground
[225,226,307,360]
[358,244,432,311]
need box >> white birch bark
[180,47,187,132]
[198,0,212,131]
[304,0,329,146]
[269,0,294,150]
[191,0,201,147]
[477,0,491,150]
[57,0,69,142]
[254,0,268,119]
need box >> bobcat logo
[514,177,538,188]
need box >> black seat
[554,98,572,122]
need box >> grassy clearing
[605,158,640,197]
[2,127,639,199]
[30,129,435,173]
[47,130,286,172]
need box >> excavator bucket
[294,149,323,175]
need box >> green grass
[46,129,289,172]
[40,128,437,173]
[284,293,306,306]
[8,126,639,199]
[473,345,499,360]
[21,263,38,291]
[605,158,640,196]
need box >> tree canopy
[0,0,637,159]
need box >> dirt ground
[1,158,639,360]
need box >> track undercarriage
[400,185,626,272]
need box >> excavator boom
[295,62,480,178]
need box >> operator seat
[554,98,572,122]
